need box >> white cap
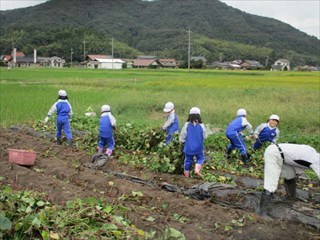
[189,107,201,114]
[58,90,67,97]
[163,102,174,112]
[269,114,280,122]
[101,105,110,112]
[237,108,247,116]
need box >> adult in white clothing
[256,143,319,216]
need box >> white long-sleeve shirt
[47,99,73,118]
[162,110,176,130]
[254,123,280,142]
[101,112,116,127]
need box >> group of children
[44,90,116,157]
[44,90,319,218]
[225,108,280,164]
[45,90,280,177]
[161,103,280,176]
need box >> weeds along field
[0,68,319,136]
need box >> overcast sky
[0,0,319,39]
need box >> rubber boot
[256,189,272,217]
[184,170,190,177]
[97,147,103,154]
[194,164,203,177]
[57,138,62,145]
[284,178,297,199]
[241,154,250,164]
[106,148,113,156]
[67,139,73,147]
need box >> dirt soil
[1,127,319,240]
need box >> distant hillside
[1,0,319,66]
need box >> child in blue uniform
[98,105,116,156]
[252,114,280,150]
[179,107,207,177]
[162,102,179,145]
[225,108,254,163]
[44,90,73,146]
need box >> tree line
[1,26,318,67]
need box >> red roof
[2,51,26,62]
[10,51,25,57]
[2,55,12,62]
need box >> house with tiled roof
[158,59,179,68]
[85,55,111,62]
[133,59,161,68]
[1,51,25,63]
[4,49,65,68]
[240,60,264,70]
[271,59,290,71]
[1,54,13,62]
[38,56,66,67]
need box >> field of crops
[1,67,320,239]
[1,68,319,137]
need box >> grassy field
[0,67,319,137]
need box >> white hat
[58,90,67,97]
[101,105,110,112]
[237,108,247,116]
[163,102,174,112]
[269,114,280,122]
[189,107,201,114]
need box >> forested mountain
[1,0,319,66]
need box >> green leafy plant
[0,186,154,239]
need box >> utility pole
[83,40,86,61]
[188,28,191,70]
[70,47,73,67]
[111,37,114,69]
[265,56,269,68]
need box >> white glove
[44,116,49,123]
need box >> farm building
[87,58,125,69]
[133,59,161,68]
[85,55,110,61]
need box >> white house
[38,56,66,67]
[271,59,290,71]
[87,58,125,69]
